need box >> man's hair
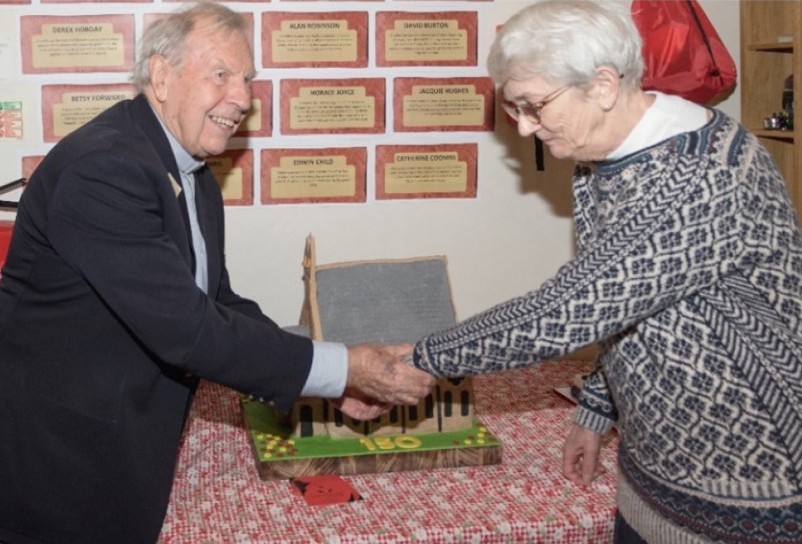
[130,1,249,91]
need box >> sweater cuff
[574,405,616,435]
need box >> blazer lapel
[128,95,194,269]
[168,172,195,270]
[193,166,221,294]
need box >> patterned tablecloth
[159,360,619,543]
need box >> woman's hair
[131,2,249,90]
[487,0,643,89]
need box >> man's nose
[230,78,252,113]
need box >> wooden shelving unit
[740,1,802,219]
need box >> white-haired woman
[412,1,802,542]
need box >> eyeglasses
[501,85,570,124]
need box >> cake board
[242,396,502,480]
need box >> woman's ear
[595,65,622,111]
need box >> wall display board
[376,143,477,199]
[280,77,385,135]
[20,14,134,74]
[208,149,254,206]
[375,11,477,67]
[262,11,368,68]
[261,147,367,204]
[236,79,272,138]
[393,76,494,132]
[0,0,502,207]
[40,83,134,141]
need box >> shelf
[751,129,795,141]
[747,42,794,52]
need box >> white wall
[224,0,741,328]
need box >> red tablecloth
[160,360,618,543]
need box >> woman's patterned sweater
[413,111,802,543]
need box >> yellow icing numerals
[359,435,423,451]
[394,436,423,449]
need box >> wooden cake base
[241,397,502,480]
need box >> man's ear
[148,55,170,102]
[594,65,622,111]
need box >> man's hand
[330,388,391,421]
[345,343,436,407]
[562,422,604,486]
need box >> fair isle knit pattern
[413,110,802,543]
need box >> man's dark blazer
[0,94,313,544]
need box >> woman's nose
[517,116,540,137]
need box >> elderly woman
[411,1,802,543]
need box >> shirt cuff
[300,340,348,398]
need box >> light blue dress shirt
[157,118,347,398]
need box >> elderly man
[0,3,434,543]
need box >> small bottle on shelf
[783,74,794,130]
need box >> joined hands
[332,344,436,421]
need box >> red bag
[632,0,737,105]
